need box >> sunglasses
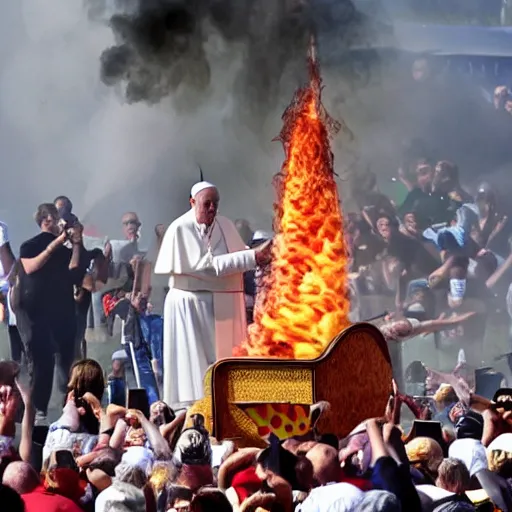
[492,389,512,411]
[492,398,512,411]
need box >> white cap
[448,438,488,476]
[191,181,217,198]
[120,446,155,475]
[95,481,146,512]
[487,433,512,452]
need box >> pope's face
[192,187,220,226]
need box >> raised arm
[156,222,271,279]
[131,409,171,460]
[201,249,257,277]
[486,250,512,290]
[410,311,476,336]
[81,251,109,292]
[21,231,67,275]
[196,240,272,278]
[16,379,34,462]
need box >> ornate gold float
[188,322,392,447]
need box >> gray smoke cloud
[96,0,364,112]
[0,0,367,250]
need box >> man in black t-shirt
[15,203,88,425]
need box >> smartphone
[53,449,78,471]
[127,388,150,419]
[410,420,446,453]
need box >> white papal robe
[154,209,257,408]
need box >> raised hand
[125,409,145,426]
[154,224,166,239]
[106,404,127,421]
[80,392,103,420]
[0,385,18,436]
[255,239,273,266]
[68,222,84,245]
[0,385,16,418]
[55,229,68,245]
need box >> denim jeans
[139,314,164,381]
[109,342,160,407]
[128,340,160,405]
[107,376,126,407]
[121,312,161,406]
[423,203,479,253]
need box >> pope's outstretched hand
[255,239,272,267]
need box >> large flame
[238,43,350,359]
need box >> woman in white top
[0,222,22,364]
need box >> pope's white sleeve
[199,249,257,278]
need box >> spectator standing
[15,203,88,425]
[54,195,108,358]
[0,222,23,364]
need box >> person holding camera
[54,195,109,359]
[15,203,89,426]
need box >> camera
[59,211,79,231]
[57,204,78,229]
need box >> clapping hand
[0,385,17,419]
[0,385,19,436]
[125,409,144,426]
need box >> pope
[155,181,271,408]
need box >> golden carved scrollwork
[187,323,392,447]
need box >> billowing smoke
[0,0,365,250]
[96,0,363,120]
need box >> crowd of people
[1,80,512,510]
[1,352,512,510]
[0,168,508,512]
[347,150,512,374]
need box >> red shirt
[231,466,263,502]
[340,476,373,492]
[22,486,83,512]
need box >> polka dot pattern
[239,403,312,440]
